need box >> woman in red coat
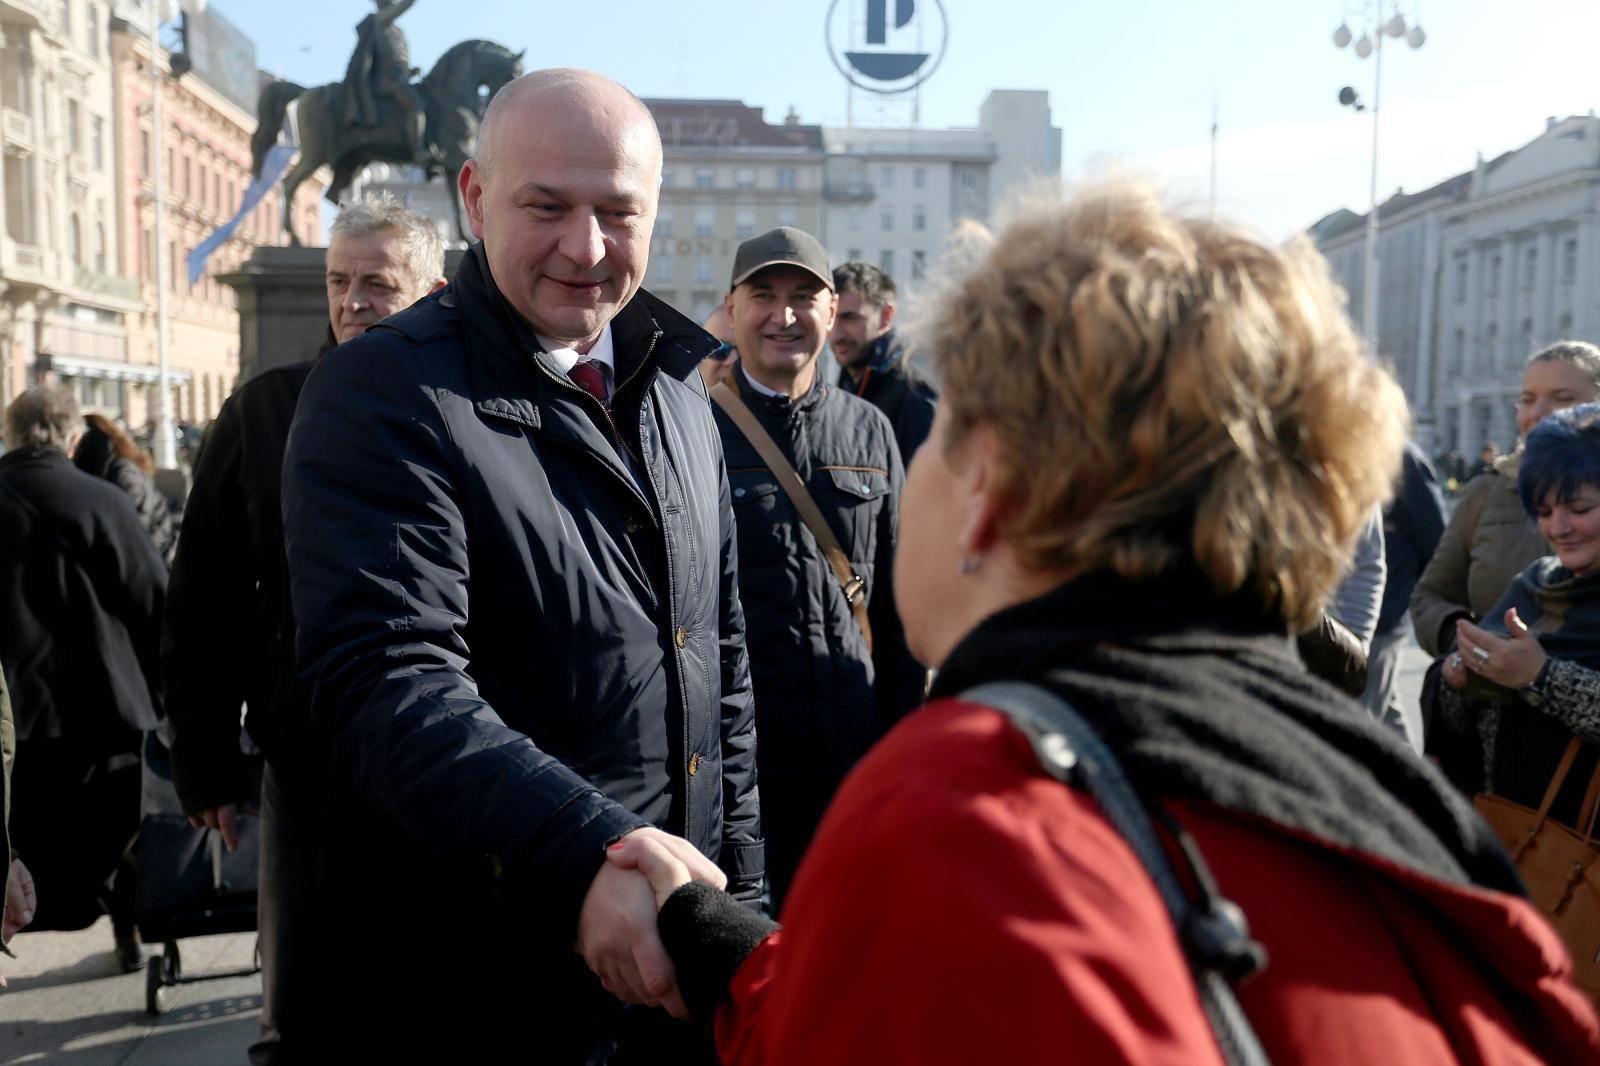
[610,183,1600,1063]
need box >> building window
[1522,317,1535,354]
[849,207,862,231]
[84,2,97,54]
[881,166,894,189]
[912,250,926,281]
[654,251,674,280]
[68,213,81,265]
[694,168,714,189]
[1452,329,1465,373]
[694,210,714,238]
[1489,255,1501,298]
[735,168,755,190]
[57,0,70,35]
[1455,260,1468,302]
[960,170,977,191]
[167,147,175,190]
[1486,322,1498,368]
[912,206,926,232]
[657,210,673,237]
[1564,239,1578,285]
[735,211,755,240]
[91,116,103,169]
[880,249,894,276]
[846,247,861,261]
[881,208,893,232]
[1524,247,1537,291]
[694,255,713,284]
[66,99,80,154]
[913,166,927,189]
[776,168,796,190]
[660,169,674,189]
[776,207,797,228]
[1560,311,1575,335]
[94,220,105,272]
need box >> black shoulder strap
[963,681,1272,1066]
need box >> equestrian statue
[249,1,523,244]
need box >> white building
[0,0,141,415]
[821,89,1062,295]
[1311,114,1600,456]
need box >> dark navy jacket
[282,246,761,1055]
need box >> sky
[206,0,1600,240]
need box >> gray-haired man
[162,197,444,1065]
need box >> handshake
[574,827,728,1019]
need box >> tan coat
[1409,457,1549,656]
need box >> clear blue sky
[211,0,1600,238]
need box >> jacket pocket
[823,467,890,568]
[729,470,788,566]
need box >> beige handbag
[1474,737,1600,1001]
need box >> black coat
[73,436,177,568]
[282,246,761,1057]
[0,446,164,750]
[717,364,925,904]
[836,328,938,464]
[163,358,317,812]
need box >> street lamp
[1333,3,1426,355]
[146,0,204,472]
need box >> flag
[186,144,297,286]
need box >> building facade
[643,99,825,326]
[1311,115,1600,456]
[0,0,143,419]
[111,3,321,432]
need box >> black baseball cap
[729,227,834,292]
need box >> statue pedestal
[222,246,331,382]
[222,245,467,382]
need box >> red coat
[715,700,1600,1065]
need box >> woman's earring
[959,554,981,575]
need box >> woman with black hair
[1440,402,1600,826]
[73,413,176,567]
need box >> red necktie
[568,361,609,407]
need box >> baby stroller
[134,729,263,1015]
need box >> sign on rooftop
[826,0,948,95]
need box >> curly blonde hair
[916,183,1408,631]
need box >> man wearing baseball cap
[711,228,926,909]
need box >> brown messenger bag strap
[710,379,873,652]
[1531,736,1586,828]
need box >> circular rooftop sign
[826,0,949,96]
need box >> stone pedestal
[221,246,467,382]
[221,246,331,382]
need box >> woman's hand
[1442,650,1469,689]
[605,833,726,908]
[1456,609,1548,690]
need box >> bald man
[283,69,760,1060]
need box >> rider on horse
[342,0,434,173]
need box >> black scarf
[928,568,1522,895]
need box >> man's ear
[428,277,447,293]
[879,301,896,330]
[459,160,487,241]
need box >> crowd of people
[2,64,1600,1063]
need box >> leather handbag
[1474,737,1600,1000]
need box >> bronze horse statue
[250,39,524,244]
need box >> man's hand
[4,858,37,943]
[187,803,245,853]
[1442,651,1469,690]
[605,831,722,907]
[575,828,725,1018]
